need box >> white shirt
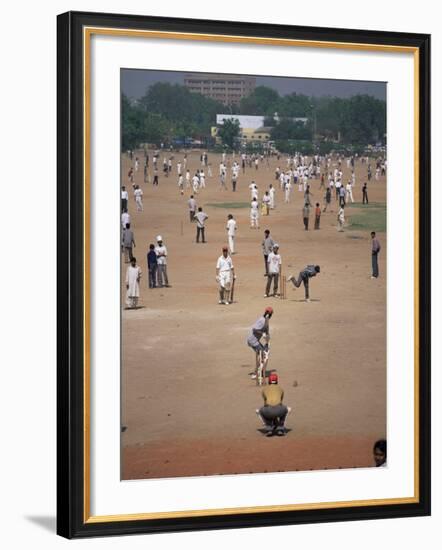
[226,219,237,236]
[216,255,233,272]
[155,245,167,265]
[134,188,143,199]
[267,252,281,274]
[262,194,270,204]
[192,175,199,187]
[121,190,128,200]
[121,212,130,227]
[194,211,208,228]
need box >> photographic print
[57,12,430,537]
[120,69,388,480]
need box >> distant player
[250,198,260,229]
[226,214,237,255]
[133,185,143,212]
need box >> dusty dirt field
[121,151,386,480]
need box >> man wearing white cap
[216,246,235,305]
[155,236,170,288]
[265,244,281,297]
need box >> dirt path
[121,152,386,480]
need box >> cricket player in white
[178,174,184,195]
[216,246,235,305]
[226,214,237,254]
[250,198,260,229]
[284,178,292,203]
[192,174,200,194]
[345,181,354,203]
[249,182,258,201]
[133,186,143,212]
[269,184,275,209]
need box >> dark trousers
[263,254,269,274]
[123,246,133,263]
[148,265,158,288]
[266,273,279,295]
[121,198,127,212]
[189,210,195,222]
[232,180,237,191]
[372,252,379,277]
[303,217,309,230]
[291,273,310,299]
[339,196,346,207]
[363,191,368,204]
[196,226,206,243]
[153,175,159,185]
[314,215,320,229]
[259,404,288,427]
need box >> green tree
[217,118,241,148]
[121,94,143,150]
[271,119,312,140]
[239,86,280,115]
[277,93,312,117]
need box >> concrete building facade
[184,74,256,106]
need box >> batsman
[216,246,236,305]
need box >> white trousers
[228,234,235,253]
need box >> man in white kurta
[216,247,235,305]
[269,184,275,209]
[125,257,142,309]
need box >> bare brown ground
[121,151,386,480]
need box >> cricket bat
[230,277,236,303]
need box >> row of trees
[122,82,386,151]
[122,83,226,150]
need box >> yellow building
[212,115,272,145]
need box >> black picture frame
[57,10,431,539]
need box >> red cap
[265,306,274,315]
[268,372,278,384]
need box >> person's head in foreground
[264,306,273,319]
[228,214,233,220]
[272,244,279,253]
[149,244,155,251]
[264,229,270,237]
[371,231,376,239]
[130,257,137,267]
[222,246,228,258]
[268,372,278,385]
[314,265,320,274]
[373,439,387,467]
[156,235,163,245]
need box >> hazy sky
[122,69,386,100]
